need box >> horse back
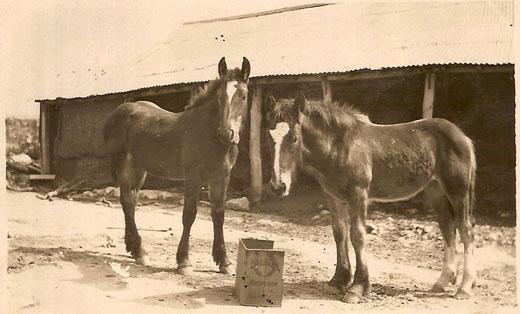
[364,117,473,159]
[356,118,474,200]
[103,101,180,156]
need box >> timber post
[40,102,51,174]
[422,73,436,119]
[421,73,436,211]
[249,85,264,205]
[321,76,333,103]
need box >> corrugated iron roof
[40,1,514,101]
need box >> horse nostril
[280,182,286,191]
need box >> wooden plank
[249,85,263,205]
[327,69,418,82]
[251,75,321,85]
[321,76,333,103]
[184,3,333,25]
[422,73,436,119]
[40,103,51,174]
[251,69,420,86]
[29,174,56,181]
[250,64,513,86]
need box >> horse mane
[271,98,370,128]
[186,68,245,111]
[185,78,222,110]
[303,99,371,129]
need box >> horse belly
[368,151,435,202]
[131,141,184,179]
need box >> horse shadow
[135,285,238,309]
[9,246,454,308]
[133,280,340,309]
[9,246,176,291]
[138,280,454,309]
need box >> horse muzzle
[269,180,287,197]
[217,127,240,145]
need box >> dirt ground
[6,188,517,314]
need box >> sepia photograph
[2,0,517,313]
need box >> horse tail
[467,137,477,227]
[103,105,130,157]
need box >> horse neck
[188,97,220,129]
[299,115,338,172]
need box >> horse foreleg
[425,182,457,292]
[209,176,232,274]
[326,194,351,294]
[343,186,370,304]
[176,177,200,276]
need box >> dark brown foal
[103,57,250,274]
[266,93,476,302]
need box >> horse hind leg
[424,181,457,292]
[442,178,476,299]
[451,192,476,299]
[115,153,148,265]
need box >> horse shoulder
[324,133,372,190]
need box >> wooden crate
[235,238,285,307]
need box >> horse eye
[288,132,298,143]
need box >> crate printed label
[249,252,280,277]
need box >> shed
[36,1,515,215]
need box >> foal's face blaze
[268,121,300,196]
[217,57,250,144]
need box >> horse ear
[218,57,227,78]
[241,57,251,82]
[294,92,306,113]
[265,94,276,112]
[191,85,203,95]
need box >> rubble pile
[6,153,41,191]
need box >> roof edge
[35,63,514,104]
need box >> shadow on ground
[254,184,515,227]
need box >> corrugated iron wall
[56,99,120,159]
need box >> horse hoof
[431,283,446,293]
[454,289,472,300]
[135,255,150,266]
[219,264,233,275]
[177,266,194,276]
[342,291,362,304]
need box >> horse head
[265,93,306,196]
[215,57,250,145]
